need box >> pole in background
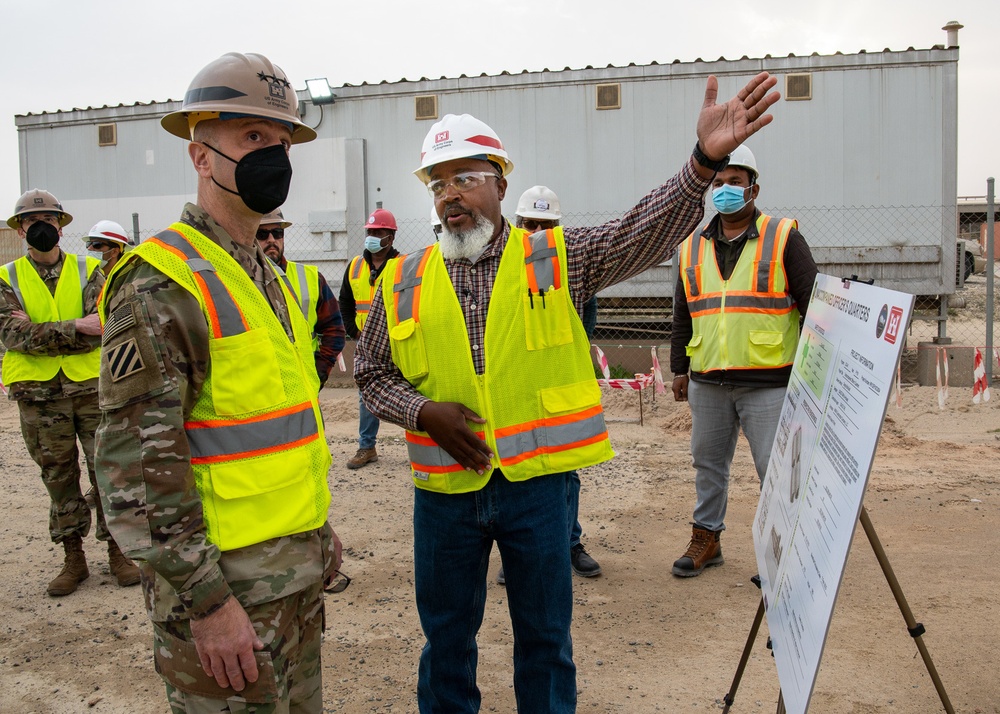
[131,212,141,245]
[985,178,994,387]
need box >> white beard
[438,214,495,261]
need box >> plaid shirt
[355,158,710,430]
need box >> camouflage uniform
[0,251,108,543]
[96,204,337,713]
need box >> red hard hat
[366,209,397,232]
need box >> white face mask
[438,214,495,261]
[88,250,108,267]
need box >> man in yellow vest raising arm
[355,70,781,712]
[339,208,400,470]
[0,190,140,598]
[670,144,817,578]
[258,208,346,388]
[95,53,342,712]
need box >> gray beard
[438,215,495,261]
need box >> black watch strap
[692,142,730,172]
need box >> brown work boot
[84,486,96,509]
[346,447,378,470]
[107,540,140,587]
[47,536,89,597]
[672,526,724,578]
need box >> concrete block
[914,342,977,387]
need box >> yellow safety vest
[0,253,101,385]
[282,259,320,352]
[678,213,800,373]
[382,226,614,493]
[100,224,331,551]
[347,255,373,332]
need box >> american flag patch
[106,339,145,382]
[103,303,137,344]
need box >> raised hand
[697,72,780,161]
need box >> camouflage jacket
[0,250,104,401]
[95,204,336,623]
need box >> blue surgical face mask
[712,184,751,215]
[364,236,384,253]
[88,250,108,268]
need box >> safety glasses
[427,171,499,198]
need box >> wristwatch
[692,142,730,173]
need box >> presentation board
[753,274,915,714]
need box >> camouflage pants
[161,583,325,714]
[17,393,108,543]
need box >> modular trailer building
[15,43,960,337]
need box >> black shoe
[496,568,506,586]
[570,544,602,578]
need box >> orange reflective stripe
[186,401,314,430]
[500,431,608,467]
[523,229,561,293]
[493,404,604,439]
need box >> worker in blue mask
[670,143,817,578]
[339,208,400,469]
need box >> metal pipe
[986,178,995,386]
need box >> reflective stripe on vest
[2,254,88,311]
[523,229,562,293]
[493,405,607,467]
[146,230,249,337]
[391,247,434,323]
[292,262,311,320]
[186,401,319,464]
[683,216,796,318]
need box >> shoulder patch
[103,302,138,344]
[106,338,145,382]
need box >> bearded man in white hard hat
[86,219,132,274]
[95,53,342,712]
[355,71,781,711]
[670,144,816,578]
[0,191,140,598]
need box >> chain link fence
[5,200,995,383]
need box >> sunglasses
[324,570,351,594]
[86,241,113,251]
[519,219,556,233]
[256,228,285,241]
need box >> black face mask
[204,143,293,215]
[25,221,60,252]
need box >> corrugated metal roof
[15,45,952,118]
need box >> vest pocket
[207,447,313,550]
[209,328,286,416]
[523,286,573,351]
[389,319,429,381]
[540,379,602,415]
[748,330,784,367]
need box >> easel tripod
[721,505,955,713]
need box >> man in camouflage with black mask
[95,53,342,713]
[0,189,139,597]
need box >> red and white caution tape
[0,378,6,396]
[593,344,611,380]
[972,347,991,404]
[650,346,666,395]
[936,347,949,410]
[337,353,347,372]
[893,363,903,409]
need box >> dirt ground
[0,379,997,713]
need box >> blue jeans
[567,470,582,548]
[688,380,785,532]
[358,391,380,449]
[414,471,575,713]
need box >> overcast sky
[3,0,997,218]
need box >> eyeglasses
[519,219,556,233]
[324,570,351,594]
[256,228,285,242]
[427,171,499,198]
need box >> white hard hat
[516,186,561,221]
[430,204,442,228]
[728,144,758,182]
[414,113,514,184]
[87,220,131,246]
